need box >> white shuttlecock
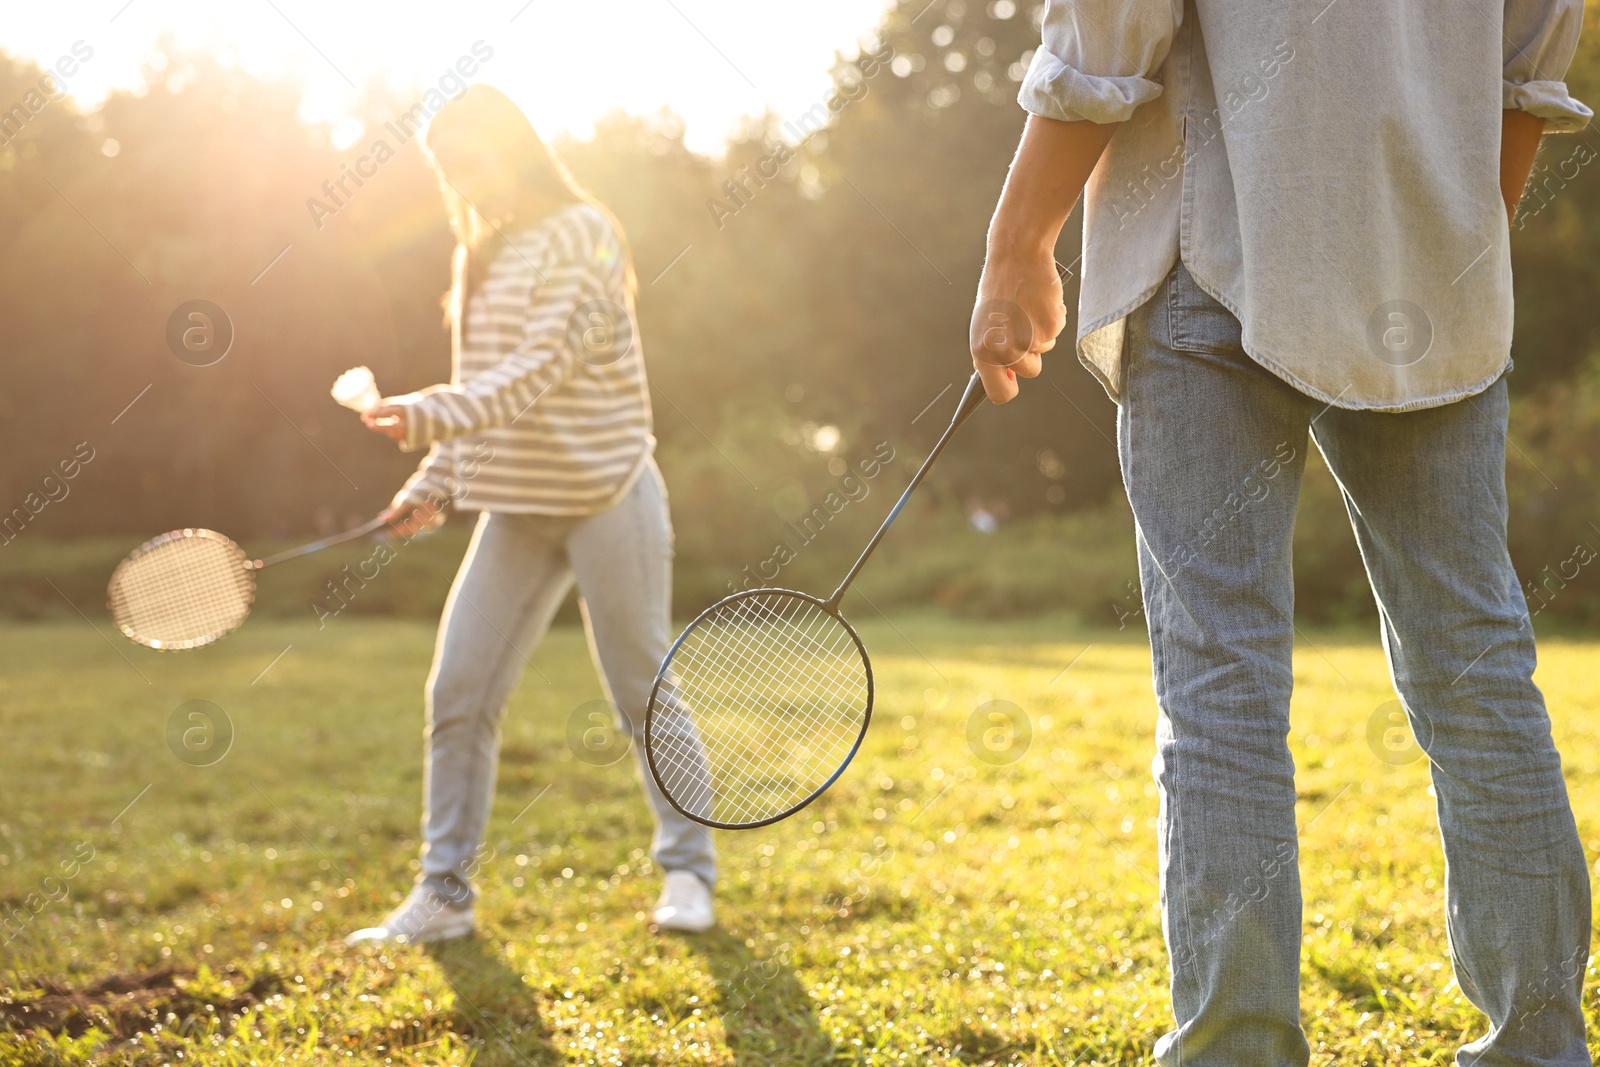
[331,366,381,413]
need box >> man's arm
[972,106,1546,404]
[970,115,1117,403]
[1501,108,1547,226]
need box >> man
[968,2,1591,1064]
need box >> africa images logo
[1365,300,1433,368]
[166,299,234,366]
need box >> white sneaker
[651,871,715,933]
[345,886,475,945]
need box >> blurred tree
[2,1,1600,628]
[1509,0,1600,386]
[793,0,1119,518]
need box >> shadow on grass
[677,927,836,1067]
[427,936,561,1067]
[426,928,832,1066]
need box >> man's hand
[968,115,1117,403]
[970,249,1065,402]
[362,405,408,443]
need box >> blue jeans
[1121,263,1590,1067]
[418,460,716,902]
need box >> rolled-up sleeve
[1504,0,1591,131]
[1017,0,1182,123]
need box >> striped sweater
[392,203,654,516]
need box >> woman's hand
[380,500,446,538]
[362,405,408,443]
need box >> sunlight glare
[4,0,896,154]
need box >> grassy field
[0,615,1597,1066]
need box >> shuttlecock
[331,366,381,413]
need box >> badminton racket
[644,371,993,829]
[644,264,1067,829]
[107,516,391,650]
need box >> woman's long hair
[422,85,636,336]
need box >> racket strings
[644,679,717,820]
[659,615,833,822]
[650,591,870,826]
[108,532,255,648]
[682,599,861,778]
[663,605,849,816]
[668,598,850,772]
[692,609,863,822]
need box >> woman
[345,85,715,944]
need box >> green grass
[0,615,1597,1065]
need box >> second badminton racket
[107,516,392,650]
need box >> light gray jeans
[417,458,716,902]
[1124,263,1590,1067]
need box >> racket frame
[643,586,875,830]
[108,527,257,650]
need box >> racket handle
[826,259,1071,608]
[950,370,987,429]
[828,369,985,606]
